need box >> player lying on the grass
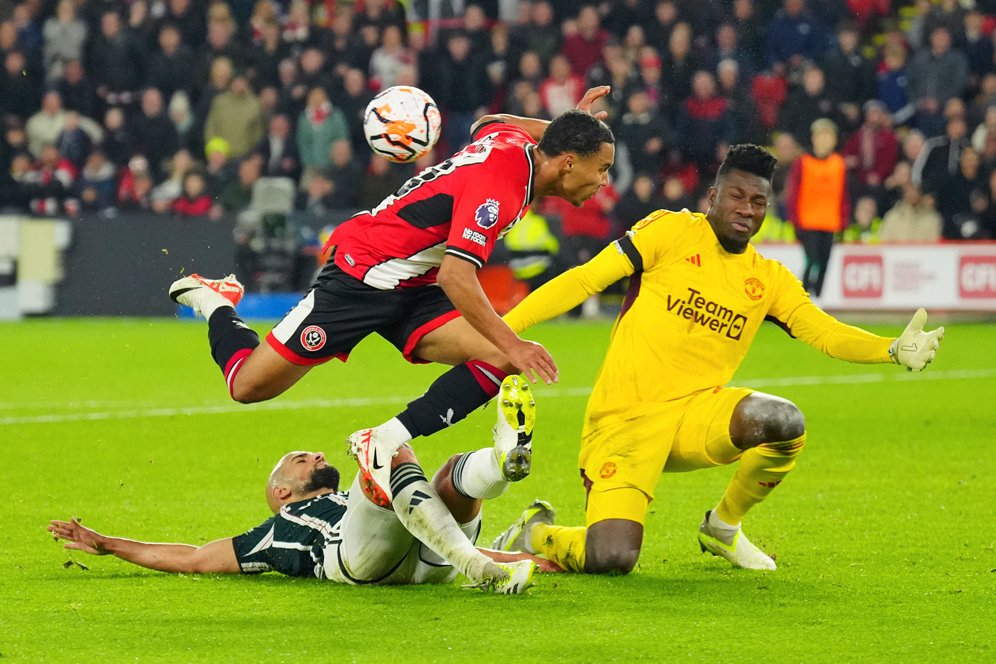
[49,378,556,593]
[491,144,944,574]
[169,87,615,509]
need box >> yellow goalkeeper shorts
[580,386,754,525]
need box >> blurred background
[1,0,995,320]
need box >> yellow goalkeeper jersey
[504,209,893,432]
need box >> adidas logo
[685,254,702,267]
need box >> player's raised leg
[169,274,312,402]
[697,392,806,570]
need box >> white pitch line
[0,369,992,426]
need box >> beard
[303,465,340,493]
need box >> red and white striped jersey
[325,122,537,289]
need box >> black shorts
[265,265,459,366]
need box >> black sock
[207,307,260,376]
[397,360,507,438]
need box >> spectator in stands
[960,10,993,95]
[771,131,803,220]
[822,21,877,133]
[1,50,42,120]
[782,62,841,148]
[908,25,968,137]
[842,195,882,243]
[43,0,88,83]
[877,43,912,124]
[151,148,195,213]
[842,100,900,207]
[912,114,969,195]
[786,118,850,297]
[204,72,264,160]
[431,31,491,153]
[676,70,732,173]
[162,0,206,51]
[214,155,263,220]
[357,155,406,211]
[767,0,832,76]
[146,23,196,105]
[296,86,348,182]
[879,161,942,242]
[116,154,155,212]
[323,139,364,210]
[282,0,320,56]
[584,48,636,122]
[717,58,765,146]
[513,1,560,67]
[100,107,135,168]
[730,0,766,73]
[27,91,68,158]
[132,87,180,178]
[204,137,234,197]
[332,68,374,157]
[935,146,988,240]
[614,89,672,179]
[192,56,233,149]
[26,143,77,216]
[255,113,300,181]
[295,171,337,229]
[971,104,996,155]
[55,111,94,169]
[88,10,145,110]
[196,9,245,88]
[977,169,996,239]
[704,23,754,80]
[561,5,608,78]
[169,91,197,154]
[661,174,693,212]
[636,49,665,112]
[644,0,680,53]
[660,22,698,115]
[369,24,415,92]
[250,19,287,91]
[127,0,157,49]
[76,148,117,214]
[172,170,213,218]
[614,172,666,225]
[56,60,97,121]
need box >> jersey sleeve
[766,262,892,363]
[445,154,528,268]
[504,238,634,333]
[626,209,683,270]
[231,516,277,574]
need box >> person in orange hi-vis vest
[785,118,850,297]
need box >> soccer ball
[363,86,442,163]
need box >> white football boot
[493,375,535,482]
[491,499,555,553]
[466,559,537,595]
[169,273,244,317]
[697,510,777,570]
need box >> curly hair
[716,143,777,182]
[538,110,615,157]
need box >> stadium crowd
[3,0,996,289]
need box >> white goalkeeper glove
[888,308,944,372]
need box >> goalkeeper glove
[889,308,944,372]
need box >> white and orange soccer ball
[363,86,442,163]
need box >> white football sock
[451,448,507,500]
[708,508,741,545]
[376,418,414,456]
[390,462,502,584]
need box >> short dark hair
[538,110,614,157]
[716,143,777,182]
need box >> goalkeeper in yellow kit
[491,144,944,573]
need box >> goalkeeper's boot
[491,499,555,553]
[493,375,535,482]
[467,560,536,595]
[346,427,396,507]
[697,510,776,570]
[169,273,244,317]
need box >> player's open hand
[507,339,559,385]
[889,308,944,372]
[576,86,611,121]
[48,517,110,555]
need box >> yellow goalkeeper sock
[715,432,806,526]
[530,523,587,573]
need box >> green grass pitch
[1,316,993,662]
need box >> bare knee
[732,394,806,448]
[584,520,643,575]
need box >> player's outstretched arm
[889,308,944,372]
[470,86,611,141]
[48,517,240,574]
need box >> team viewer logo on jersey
[475,198,500,229]
[744,277,765,300]
[301,325,327,351]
